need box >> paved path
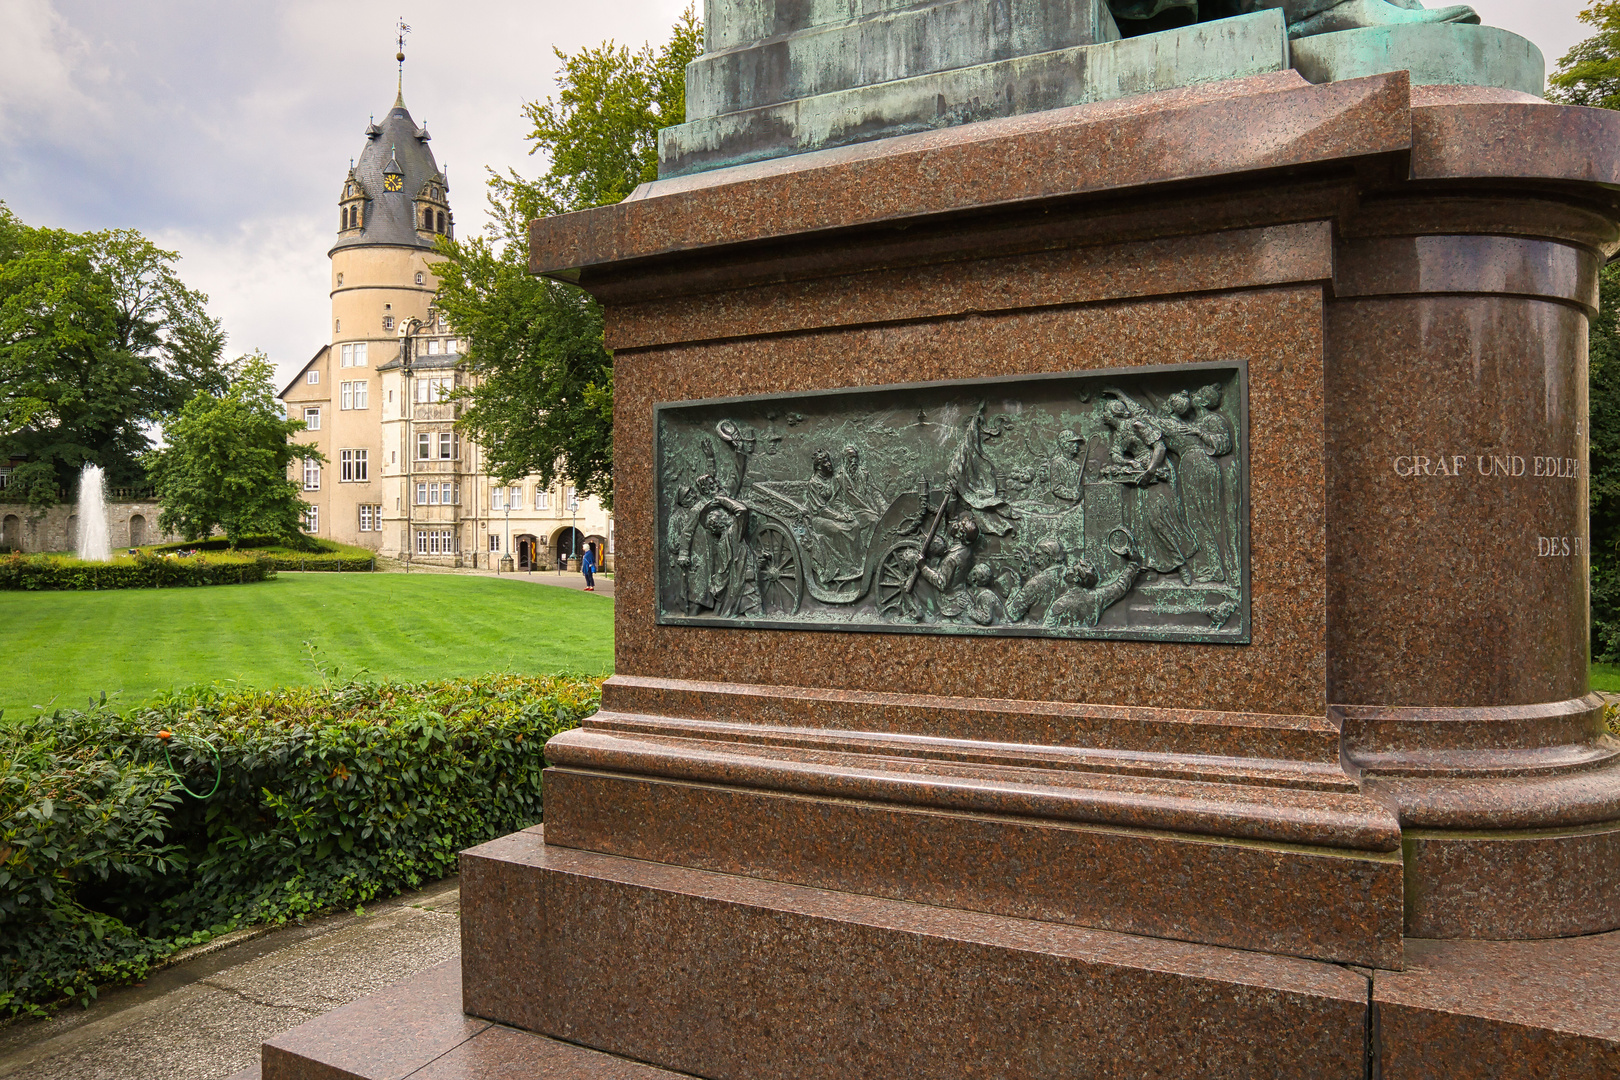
[0,880,462,1080]
[377,562,616,598]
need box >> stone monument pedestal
[258,23,1620,1080]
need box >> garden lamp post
[500,491,514,573]
[398,316,424,574]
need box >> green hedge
[148,535,376,572]
[0,552,274,591]
[0,673,600,1016]
[258,552,375,572]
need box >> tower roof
[330,97,447,255]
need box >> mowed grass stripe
[0,573,613,716]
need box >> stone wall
[0,500,180,553]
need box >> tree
[146,354,322,546]
[1590,265,1620,661]
[0,204,228,507]
[1550,2,1620,108]
[435,7,703,509]
[432,241,614,505]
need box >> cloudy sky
[0,0,1594,390]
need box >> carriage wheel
[755,521,803,615]
[874,542,923,621]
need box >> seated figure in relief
[1109,0,1478,39]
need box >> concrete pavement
[376,561,616,598]
[0,879,462,1080]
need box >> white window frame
[415,482,428,506]
[536,489,550,510]
[491,486,505,511]
[307,370,319,384]
[352,381,368,409]
[341,343,353,368]
[567,488,579,512]
[303,407,320,431]
[428,482,440,506]
[303,460,320,491]
[489,534,500,551]
[304,504,318,532]
[417,432,431,459]
[438,432,452,460]
[416,530,428,554]
[508,485,522,510]
[359,504,374,531]
[340,449,368,483]
[340,382,352,410]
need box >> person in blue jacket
[581,542,597,592]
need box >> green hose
[160,736,223,800]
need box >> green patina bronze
[655,364,1250,643]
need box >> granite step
[259,958,690,1079]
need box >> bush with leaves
[0,551,274,591]
[0,672,600,1016]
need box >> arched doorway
[2,514,18,551]
[552,527,584,568]
[129,514,146,547]
[514,533,538,570]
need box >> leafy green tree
[1590,265,1620,661]
[487,6,702,234]
[432,242,614,505]
[145,354,322,547]
[435,7,702,508]
[0,204,227,506]
[1550,2,1620,108]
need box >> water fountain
[76,464,111,562]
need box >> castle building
[277,84,613,570]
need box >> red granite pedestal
[262,70,1620,1078]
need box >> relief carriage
[658,364,1249,643]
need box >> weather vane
[396,17,411,94]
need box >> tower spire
[395,17,411,107]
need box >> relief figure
[1100,398,1197,585]
[1006,538,1069,623]
[806,448,879,587]
[1046,553,1144,630]
[905,512,979,618]
[966,562,1007,627]
[1113,387,1232,584]
[1011,429,1085,505]
[680,494,760,618]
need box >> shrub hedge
[149,536,376,573]
[256,551,376,573]
[0,552,274,591]
[0,673,600,1016]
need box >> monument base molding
[252,830,1620,1079]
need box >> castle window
[335,319,341,332]
[414,272,424,285]
[339,210,346,231]
[336,273,344,285]
[303,407,320,430]
[305,505,319,532]
[423,208,433,229]
[307,371,319,384]
[383,316,394,331]
[436,211,445,233]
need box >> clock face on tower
[383,173,403,192]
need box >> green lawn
[1593,663,1620,693]
[0,574,613,717]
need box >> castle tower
[279,48,612,568]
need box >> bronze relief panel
[655,362,1249,643]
